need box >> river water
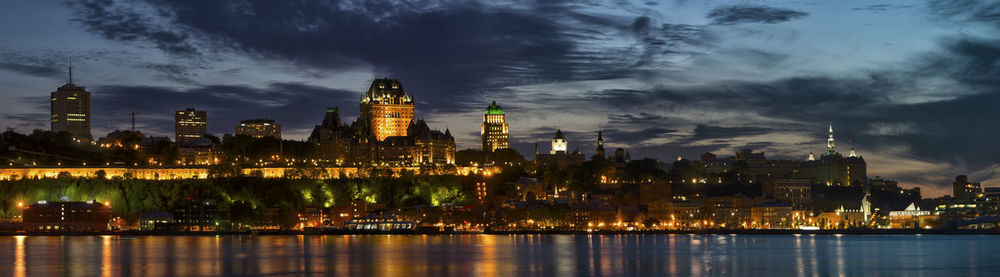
[1,234,998,276]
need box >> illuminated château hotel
[309,78,455,165]
[481,101,509,152]
[361,78,415,141]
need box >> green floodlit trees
[0,174,476,222]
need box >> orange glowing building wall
[360,78,414,141]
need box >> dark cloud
[89,82,358,137]
[607,112,671,124]
[602,127,677,145]
[707,4,809,25]
[631,16,708,67]
[63,0,692,115]
[851,4,919,12]
[0,63,63,78]
[685,125,772,142]
[928,0,1000,29]
[1,113,50,132]
[564,35,1000,190]
[67,0,199,56]
[136,63,201,85]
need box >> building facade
[799,124,867,187]
[175,108,207,144]
[535,129,585,169]
[360,78,414,141]
[308,78,455,166]
[235,118,281,139]
[50,78,92,141]
[953,175,982,200]
[763,177,813,210]
[22,201,111,232]
[481,101,509,152]
[551,129,567,154]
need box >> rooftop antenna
[68,56,73,84]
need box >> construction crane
[111,108,142,132]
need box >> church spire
[826,123,835,155]
[595,128,606,158]
[848,138,857,157]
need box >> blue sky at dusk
[2,0,999,196]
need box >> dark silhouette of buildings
[534,129,584,169]
[953,175,982,200]
[22,200,111,232]
[236,118,281,139]
[699,124,867,187]
[309,78,455,165]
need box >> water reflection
[14,235,24,277]
[101,235,112,277]
[3,234,999,276]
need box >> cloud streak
[707,4,809,25]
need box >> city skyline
[2,0,999,197]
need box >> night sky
[2,0,998,196]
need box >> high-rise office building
[235,118,281,139]
[175,108,207,143]
[481,101,509,152]
[360,78,414,141]
[953,175,982,200]
[50,66,91,141]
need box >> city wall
[0,166,495,180]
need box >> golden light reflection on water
[477,234,498,277]
[101,235,112,277]
[4,234,1000,276]
[14,235,25,277]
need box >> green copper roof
[485,101,504,115]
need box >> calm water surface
[1,234,998,276]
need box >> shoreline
[2,228,998,236]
